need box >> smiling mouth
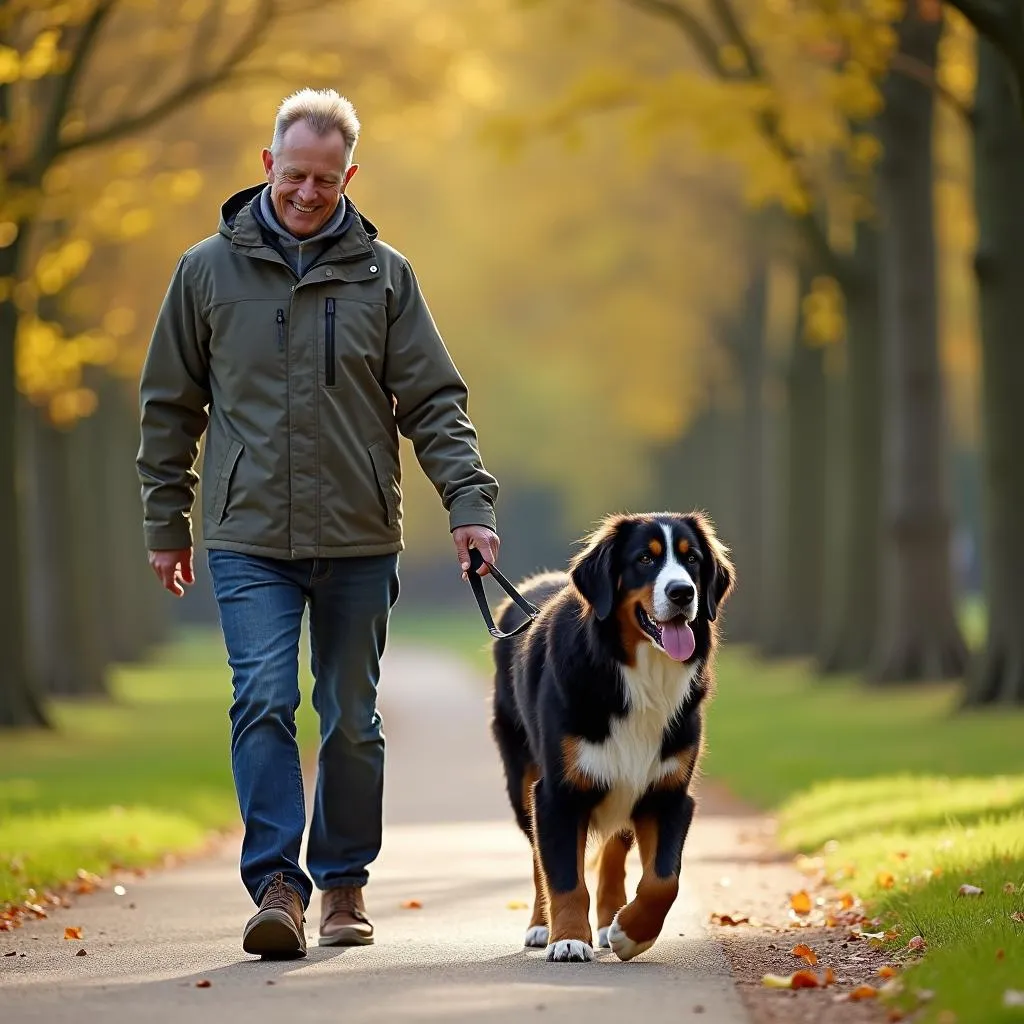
[635,605,696,662]
[290,201,317,214]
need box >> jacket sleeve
[136,253,212,551]
[383,258,499,533]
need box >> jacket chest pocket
[322,293,386,388]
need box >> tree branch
[620,0,727,74]
[28,0,118,181]
[56,0,276,158]
[890,51,974,126]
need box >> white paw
[545,939,594,963]
[597,926,610,948]
[524,925,549,948]
[608,915,655,962]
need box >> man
[137,88,500,959]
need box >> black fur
[488,511,734,958]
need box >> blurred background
[3,0,1019,719]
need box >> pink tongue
[661,620,695,662]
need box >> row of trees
[537,0,1021,704]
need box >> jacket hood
[218,184,380,245]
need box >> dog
[488,511,733,963]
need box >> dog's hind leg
[595,831,633,948]
[521,767,549,947]
[607,794,694,962]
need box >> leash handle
[467,547,540,639]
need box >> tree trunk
[818,222,884,673]
[721,260,768,644]
[761,265,829,658]
[962,37,1024,706]
[0,234,49,728]
[871,11,967,682]
[24,405,108,697]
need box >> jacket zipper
[276,308,285,352]
[325,297,336,387]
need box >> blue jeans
[207,549,400,909]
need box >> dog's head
[569,511,733,662]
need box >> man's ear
[261,147,275,183]
[689,511,734,622]
[570,520,621,621]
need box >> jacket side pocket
[367,441,400,528]
[211,439,244,524]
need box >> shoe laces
[325,885,368,922]
[263,872,297,912]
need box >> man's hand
[452,526,500,582]
[148,547,194,597]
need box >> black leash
[466,547,540,639]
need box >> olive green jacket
[137,185,498,558]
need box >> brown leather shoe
[242,872,307,959]
[319,885,374,946]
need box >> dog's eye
[686,553,698,565]
[638,552,654,566]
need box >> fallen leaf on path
[877,872,896,889]
[1004,991,1024,1008]
[63,927,83,941]
[878,965,899,979]
[837,892,855,910]
[75,949,87,957]
[848,984,878,1001]
[789,890,812,915]
[907,935,927,952]
[760,969,822,989]
[893,851,909,860]
[400,899,423,909]
[824,967,836,987]
[958,884,984,897]
[505,901,528,910]
[1011,911,1024,923]
[887,1011,907,1022]
[795,854,825,876]
[710,912,750,926]
[791,943,818,966]
[195,980,211,988]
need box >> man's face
[261,120,358,238]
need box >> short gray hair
[271,88,360,166]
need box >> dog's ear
[689,511,734,623]
[570,520,621,621]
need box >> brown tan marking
[677,538,690,555]
[653,745,698,792]
[560,736,597,790]
[648,537,663,557]
[542,821,593,946]
[596,831,631,931]
[521,765,547,930]
[615,583,656,665]
[612,817,678,950]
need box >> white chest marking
[575,645,698,836]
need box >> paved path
[1,645,752,1023]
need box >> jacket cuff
[144,521,193,551]
[449,503,497,533]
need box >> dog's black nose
[666,581,695,606]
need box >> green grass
[0,629,318,908]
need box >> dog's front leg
[608,793,695,962]
[532,780,593,963]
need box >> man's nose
[666,581,695,606]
